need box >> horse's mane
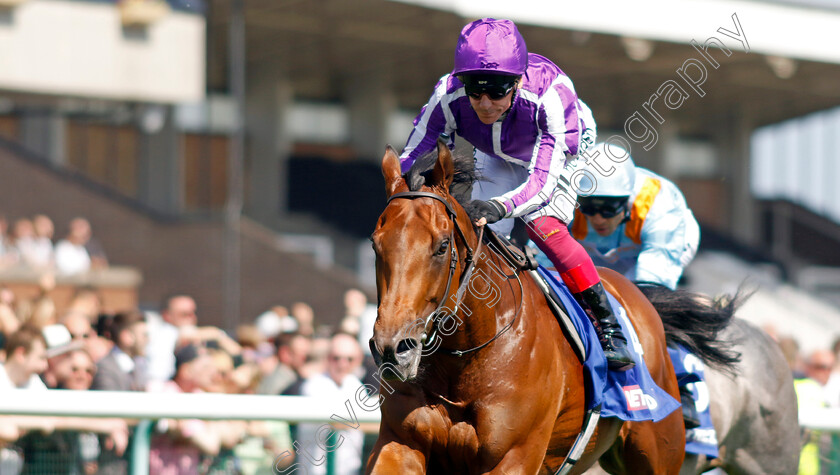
[405,148,477,206]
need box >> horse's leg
[614,416,685,475]
[596,271,686,474]
[678,453,708,475]
[366,431,427,475]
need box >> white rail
[6,389,840,433]
[0,389,381,423]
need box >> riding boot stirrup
[680,386,701,429]
[573,282,635,371]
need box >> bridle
[385,191,523,357]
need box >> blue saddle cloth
[537,266,680,422]
[669,345,719,457]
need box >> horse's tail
[638,285,744,374]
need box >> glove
[465,199,506,225]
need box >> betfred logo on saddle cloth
[623,384,659,411]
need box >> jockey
[399,18,634,370]
[571,142,702,426]
[570,142,701,291]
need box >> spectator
[237,323,277,382]
[777,335,804,379]
[22,294,58,330]
[824,337,840,408]
[92,310,148,392]
[148,344,226,473]
[257,332,310,396]
[81,220,108,271]
[0,325,128,472]
[343,289,377,361]
[61,310,111,363]
[302,330,331,380]
[146,294,242,383]
[16,347,128,475]
[255,306,298,340]
[806,349,835,391]
[66,287,103,324]
[0,324,49,391]
[55,218,96,275]
[0,214,16,269]
[31,214,56,269]
[146,294,197,383]
[290,302,315,337]
[41,324,85,389]
[0,285,20,342]
[12,218,46,270]
[90,310,148,474]
[297,333,366,475]
[796,348,834,475]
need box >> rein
[386,191,523,357]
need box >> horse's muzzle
[370,337,421,380]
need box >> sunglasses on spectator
[70,331,95,340]
[577,197,629,219]
[330,355,357,363]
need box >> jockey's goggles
[577,196,630,218]
[460,74,518,100]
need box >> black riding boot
[573,282,635,371]
[680,386,701,429]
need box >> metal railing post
[129,419,153,475]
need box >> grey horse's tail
[638,285,743,374]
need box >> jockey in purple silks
[400,18,634,370]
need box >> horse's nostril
[369,339,380,357]
[396,338,419,354]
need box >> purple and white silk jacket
[400,53,596,218]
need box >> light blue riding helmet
[452,18,528,77]
[585,142,636,197]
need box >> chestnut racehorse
[366,141,685,474]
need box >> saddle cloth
[536,266,680,422]
[669,345,719,457]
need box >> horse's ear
[427,139,454,191]
[382,145,406,198]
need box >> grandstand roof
[207,0,840,135]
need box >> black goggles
[577,196,629,218]
[460,75,517,100]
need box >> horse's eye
[434,239,450,256]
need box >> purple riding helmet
[452,18,528,77]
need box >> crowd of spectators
[0,265,380,475]
[768,326,840,475]
[0,214,108,276]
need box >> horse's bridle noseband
[386,191,522,357]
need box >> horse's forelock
[405,148,476,205]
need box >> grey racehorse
[680,317,799,474]
[586,288,800,475]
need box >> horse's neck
[444,250,520,351]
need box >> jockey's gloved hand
[465,199,506,225]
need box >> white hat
[42,324,85,358]
[256,310,298,338]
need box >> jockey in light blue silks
[570,142,704,427]
[400,18,635,370]
[570,142,700,290]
